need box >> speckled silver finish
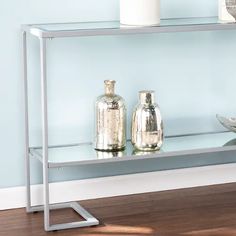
[216,114,236,132]
[131,90,163,151]
[226,0,236,20]
[95,80,126,151]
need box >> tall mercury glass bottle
[95,80,126,151]
[131,90,163,151]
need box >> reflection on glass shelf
[26,17,236,38]
[224,138,236,146]
[30,17,231,32]
[30,131,236,168]
[96,149,127,159]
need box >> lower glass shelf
[29,131,236,168]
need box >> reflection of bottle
[132,149,162,156]
[131,90,163,151]
[95,80,126,151]
[96,150,126,159]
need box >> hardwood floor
[1,183,236,236]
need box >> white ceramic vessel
[120,0,160,26]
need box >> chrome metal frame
[22,31,99,231]
[22,17,236,231]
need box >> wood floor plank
[1,183,236,236]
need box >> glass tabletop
[30,131,236,167]
[33,17,222,31]
[26,17,236,38]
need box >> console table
[22,17,236,231]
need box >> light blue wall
[1,0,236,188]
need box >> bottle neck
[105,80,115,96]
[139,91,155,104]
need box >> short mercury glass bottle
[131,90,163,151]
[95,80,126,151]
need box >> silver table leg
[40,37,51,231]
[23,31,31,213]
[23,32,99,231]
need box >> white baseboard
[1,163,236,211]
